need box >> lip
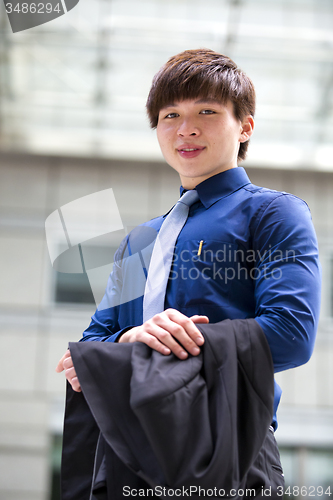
[177,144,206,159]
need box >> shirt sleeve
[80,244,128,343]
[80,224,153,343]
[253,193,321,372]
[80,232,136,342]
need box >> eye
[164,112,179,119]
[200,109,216,115]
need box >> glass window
[331,255,333,318]
[280,446,333,493]
[55,270,95,304]
[279,448,298,487]
[53,243,118,304]
[305,449,333,489]
[49,434,62,500]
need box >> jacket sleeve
[253,194,321,372]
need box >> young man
[57,49,321,495]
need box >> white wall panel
[0,234,46,306]
[0,333,39,392]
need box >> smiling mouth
[177,147,205,159]
[177,146,205,152]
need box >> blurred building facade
[1,153,333,500]
[0,0,333,498]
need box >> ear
[239,115,254,143]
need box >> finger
[69,376,81,392]
[163,309,205,348]
[189,315,208,345]
[65,366,77,381]
[135,329,172,356]
[55,349,70,372]
[118,326,172,356]
[65,366,81,392]
[142,321,188,357]
[150,313,200,358]
[119,326,172,356]
[63,355,74,370]
[190,315,209,324]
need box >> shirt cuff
[112,326,135,343]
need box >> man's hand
[119,308,209,359]
[56,310,208,390]
[56,349,81,392]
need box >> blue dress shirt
[81,167,321,427]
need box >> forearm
[255,309,318,372]
[252,195,321,372]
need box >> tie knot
[178,190,199,207]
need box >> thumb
[55,360,64,373]
[55,349,70,373]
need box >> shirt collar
[179,167,251,209]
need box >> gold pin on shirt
[197,240,203,257]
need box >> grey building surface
[0,0,333,498]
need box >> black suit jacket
[61,319,274,499]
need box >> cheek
[157,129,174,152]
[156,128,165,149]
[215,124,240,147]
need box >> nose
[177,118,200,137]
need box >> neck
[180,166,237,190]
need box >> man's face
[156,98,254,189]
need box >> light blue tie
[143,189,200,322]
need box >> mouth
[179,148,201,151]
[177,145,205,158]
